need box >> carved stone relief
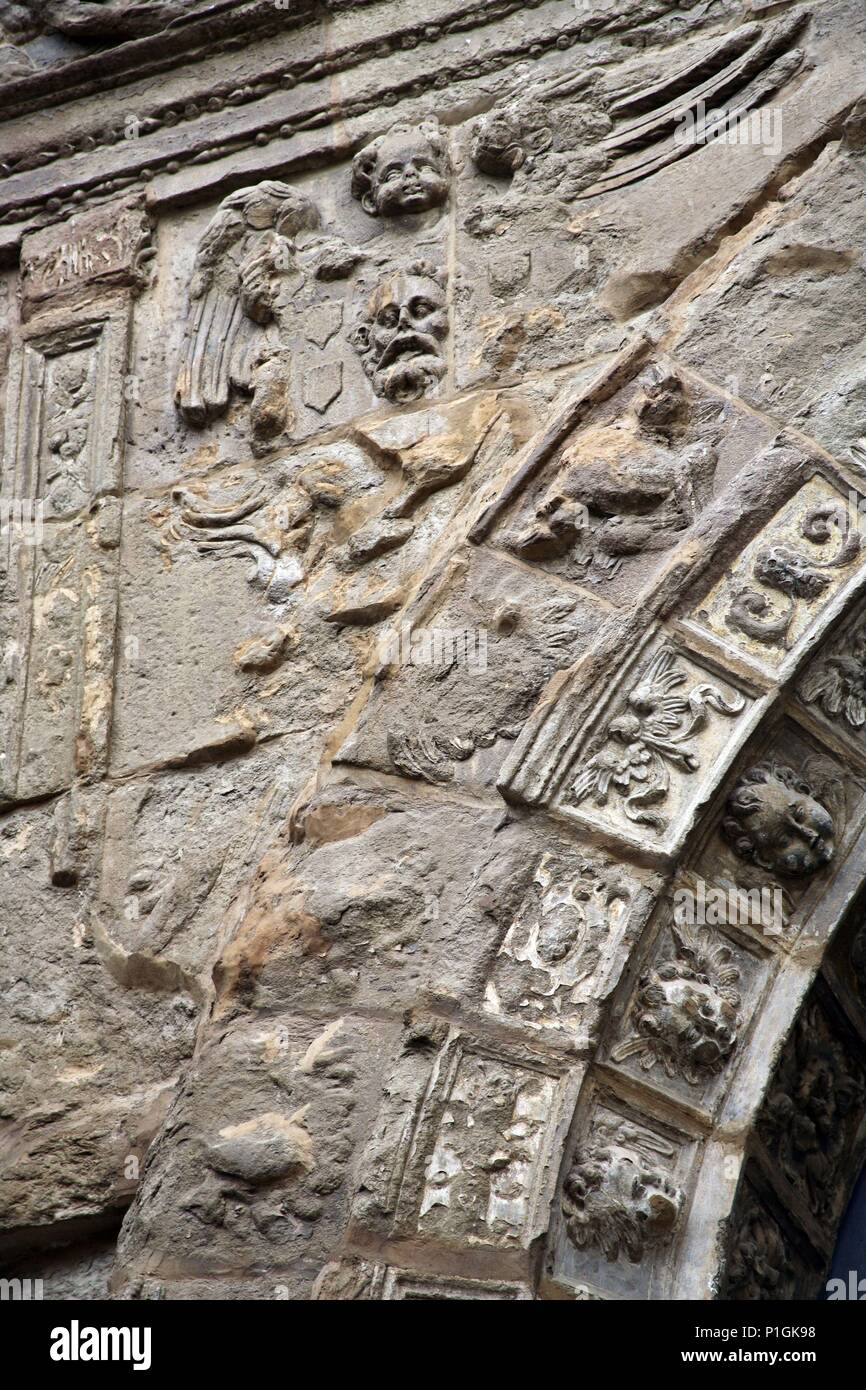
[351,1022,574,1256]
[798,607,866,738]
[351,120,451,219]
[7,0,866,1313]
[469,13,808,200]
[311,1260,531,1301]
[758,1003,866,1225]
[484,849,643,1048]
[477,361,729,598]
[505,369,717,584]
[723,1187,806,1302]
[2,217,137,804]
[20,201,153,315]
[348,260,448,405]
[611,916,742,1087]
[175,181,364,444]
[561,1117,683,1264]
[560,641,749,853]
[690,476,863,669]
[722,762,836,881]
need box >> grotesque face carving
[723,763,834,879]
[351,121,450,217]
[635,964,739,1081]
[561,1133,682,1264]
[350,262,448,404]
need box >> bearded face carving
[350,262,448,404]
[561,1128,683,1264]
[351,120,450,217]
[722,763,834,879]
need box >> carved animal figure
[613,917,741,1084]
[512,370,716,579]
[561,1124,682,1263]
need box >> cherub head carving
[351,119,450,217]
[561,1125,682,1263]
[722,762,835,879]
[349,260,448,404]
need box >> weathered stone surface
[3,0,866,1307]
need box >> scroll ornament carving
[722,762,835,879]
[726,502,860,648]
[42,350,96,516]
[350,119,451,218]
[571,647,745,832]
[612,917,741,1085]
[561,1121,683,1263]
[168,479,305,606]
[348,260,448,405]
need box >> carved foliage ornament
[561,1121,683,1264]
[758,1003,865,1222]
[799,613,866,732]
[725,1194,798,1302]
[612,916,741,1086]
[571,647,745,832]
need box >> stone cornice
[0,0,702,246]
[0,0,328,120]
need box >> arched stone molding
[7,0,866,1302]
[112,340,866,1300]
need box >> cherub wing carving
[175,181,320,427]
[579,12,809,200]
[472,12,809,198]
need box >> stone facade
[1,0,866,1303]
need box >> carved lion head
[561,1135,682,1263]
[633,960,740,1083]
